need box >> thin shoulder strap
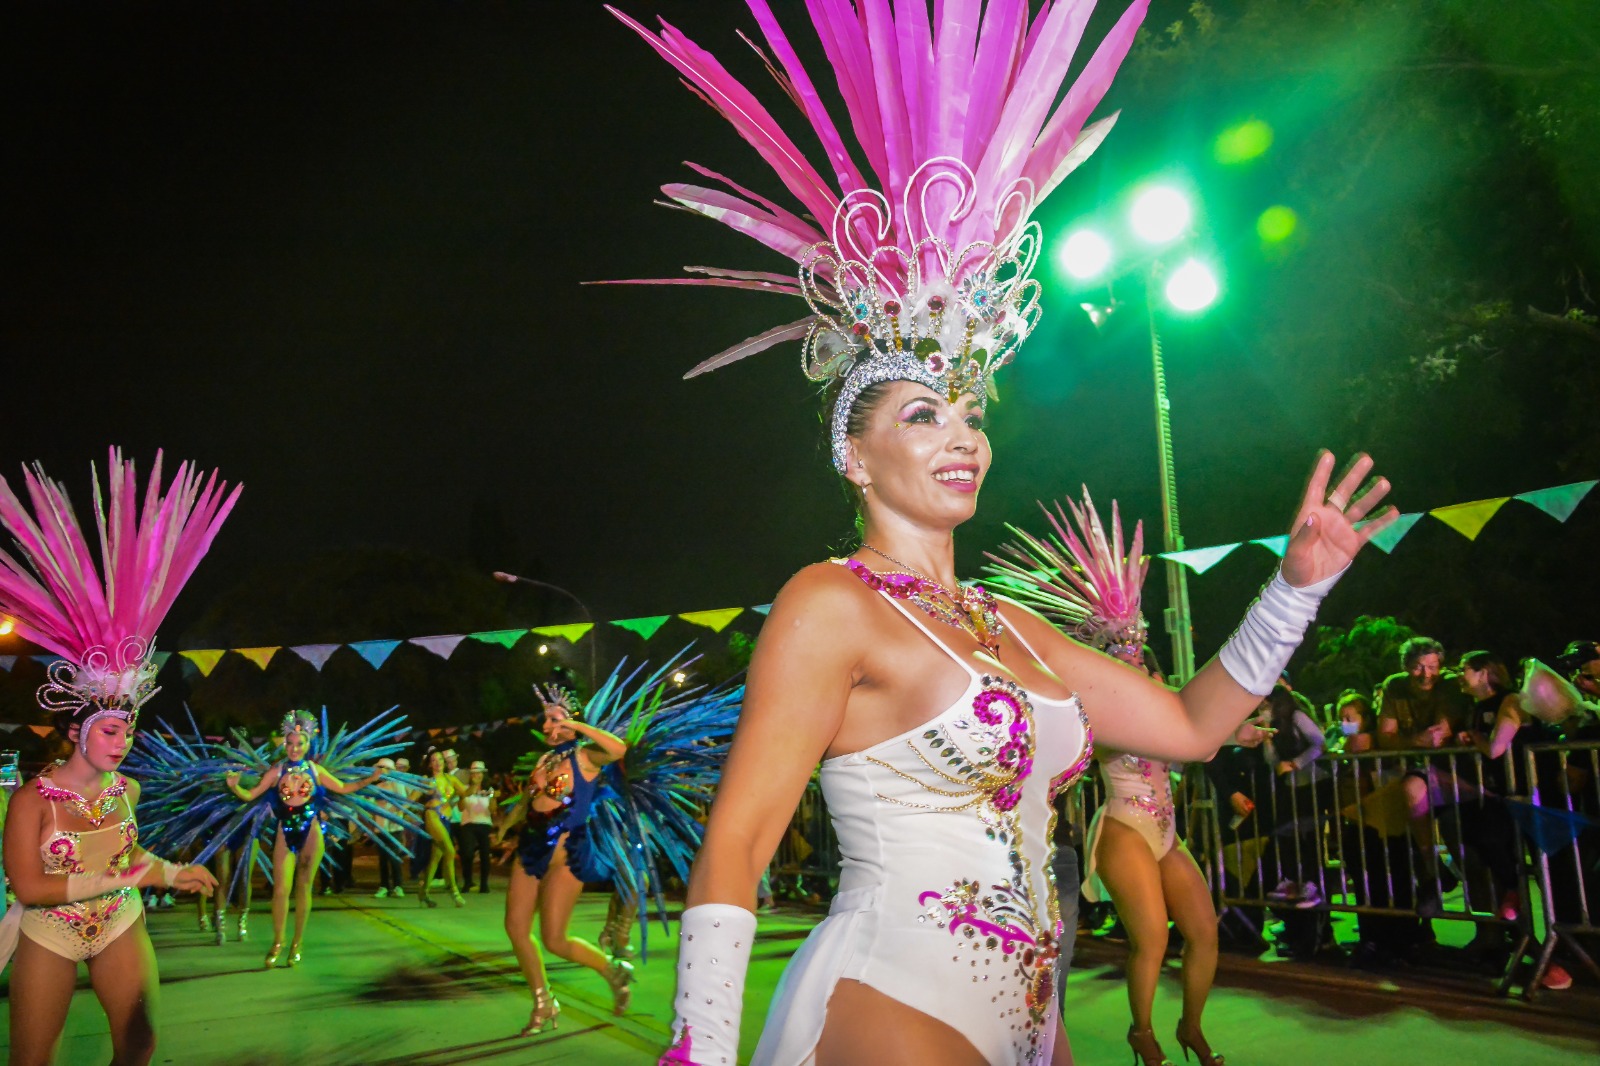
[863,582,983,679]
[996,605,1053,673]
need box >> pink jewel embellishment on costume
[918,884,1036,955]
[973,686,1033,812]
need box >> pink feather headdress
[985,487,1148,654]
[606,0,1150,472]
[0,449,241,730]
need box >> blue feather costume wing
[523,647,741,957]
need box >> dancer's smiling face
[542,705,575,743]
[284,730,309,761]
[845,382,989,530]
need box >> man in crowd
[1377,637,1472,750]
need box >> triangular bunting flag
[532,623,594,644]
[468,629,529,649]
[1430,497,1510,541]
[752,604,773,616]
[289,644,342,671]
[1250,535,1289,558]
[411,634,468,659]
[31,655,63,666]
[1516,481,1597,524]
[1160,544,1240,575]
[151,651,171,671]
[349,639,402,669]
[1359,511,1422,554]
[0,656,13,672]
[28,724,53,737]
[678,608,744,633]
[612,616,671,640]
[235,647,280,670]
[180,649,225,677]
[0,722,17,732]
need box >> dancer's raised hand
[1282,450,1396,587]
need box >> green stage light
[1165,259,1220,312]
[1257,205,1298,243]
[1130,186,1191,244]
[1215,119,1273,165]
[1058,228,1113,280]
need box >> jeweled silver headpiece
[535,682,581,719]
[280,709,320,744]
[38,636,159,733]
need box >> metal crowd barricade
[1504,739,1600,996]
[768,778,840,902]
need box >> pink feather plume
[0,449,241,663]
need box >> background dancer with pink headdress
[991,490,1226,1066]
[0,449,232,1065]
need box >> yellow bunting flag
[678,608,744,633]
[532,623,594,644]
[180,649,225,677]
[1429,497,1510,541]
[234,647,280,670]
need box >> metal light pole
[492,571,598,692]
[1146,289,1196,683]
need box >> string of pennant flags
[0,606,767,680]
[0,479,1591,686]
[1156,479,1597,574]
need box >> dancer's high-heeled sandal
[264,941,282,969]
[1175,1017,1225,1065]
[520,987,561,1036]
[452,889,465,907]
[420,891,437,909]
[236,910,250,941]
[214,907,226,946]
[604,958,635,1015]
[287,940,303,967]
[1128,1026,1174,1066]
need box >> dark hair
[821,378,897,537]
[1399,636,1445,670]
[1265,684,1313,761]
[1459,650,1511,693]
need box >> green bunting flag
[612,615,671,640]
[1250,535,1289,558]
[1362,512,1423,554]
[1516,480,1597,523]
[468,629,528,649]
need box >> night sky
[5,1,1595,679]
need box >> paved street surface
[3,871,1597,1064]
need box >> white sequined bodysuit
[754,592,1093,1066]
[1081,751,1176,904]
[21,773,143,962]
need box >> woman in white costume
[607,3,1397,1063]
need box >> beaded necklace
[848,549,1005,658]
[37,765,128,828]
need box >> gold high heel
[1128,1026,1174,1066]
[1175,1017,1225,1065]
[604,958,635,1015]
[264,941,282,969]
[520,986,561,1036]
[286,940,303,967]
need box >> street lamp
[1061,182,1220,682]
[492,571,597,691]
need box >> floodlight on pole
[1130,186,1192,245]
[1059,229,1113,280]
[1164,259,1220,313]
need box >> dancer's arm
[1009,451,1394,762]
[315,761,388,795]
[492,791,529,844]
[569,719,627,768]
[2,782,216,904]
[225,763,280,801]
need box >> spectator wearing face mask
[1328,690,1375,754]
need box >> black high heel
[1174,1017,1224,1065]
[1128,1026,1174,1066]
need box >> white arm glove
[64,859,178,902]
[1217,566,1345,696]
[659,903,757,1066]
